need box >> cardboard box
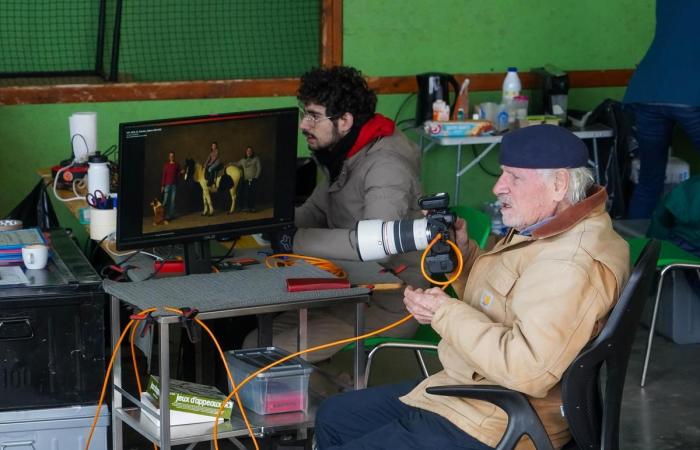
[146,375,233,420]
[423,120,493,137]
[140,392,224,427]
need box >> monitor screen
[116,107,297,253]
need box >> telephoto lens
[355,193,455,276]
[356,217,431,261]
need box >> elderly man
[243,65,427,361]
[314,125,630,450]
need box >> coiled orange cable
[265,253,347,278]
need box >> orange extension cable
[84,233,462,450]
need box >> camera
[356,192,457,275]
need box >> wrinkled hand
[403,285,451,324]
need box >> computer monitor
[116,107,297,273]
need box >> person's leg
[240,179,250,211]
[315,382,492,450]
[247,179,256,211]
[671,105,700,155]
[165,185,176,219]
[241,306,356,362]
[315,382,417,448]
[627,103,676,219]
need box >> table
[105,264,371,450]
[419,124,614,205]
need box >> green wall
[0,0,656,221]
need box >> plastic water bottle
[502,67,522,103]
[88,151,110,196]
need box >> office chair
[423,239,660,450]
[358,205,491,386]
[628,237,700,387]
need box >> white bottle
[502,67,522,103]
[88,151,110,196]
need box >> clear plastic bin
[226,347,314,415]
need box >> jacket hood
[346,114,395,159]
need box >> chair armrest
[426,385,554,450]
[364,342,439,386]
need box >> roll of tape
[89,208,117,241]
[0,219,23,231]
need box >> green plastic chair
[628,237,700,387]
[353,205,492,385]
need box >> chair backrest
[561,239,660,450]
[452,205,491,250]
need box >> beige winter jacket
[400,186,630,449]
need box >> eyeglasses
[298,109,336,127]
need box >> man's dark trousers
[314,381,493,450]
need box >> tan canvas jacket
[401,186,630,449]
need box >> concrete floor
[620,328,700,449]
[121,325,700,450]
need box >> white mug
[22,244,49,270]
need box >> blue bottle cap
[507,67,518,72]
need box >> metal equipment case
[0,229,106,411]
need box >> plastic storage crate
[0,404,109,449]
[644,269,700,344]
[226,347,313,415]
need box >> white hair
[538,167,595,205]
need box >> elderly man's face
[492,166,565,231]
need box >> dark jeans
[162,184,176,219]
[314,381,493,450]
[626,103,700,219]
[239,178,257,211]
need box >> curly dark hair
[297,66,377,127]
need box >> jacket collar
[501,185,608,245]
[530,185,608,239]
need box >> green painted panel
[345,0,654,75]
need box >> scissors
[86,190,110,209]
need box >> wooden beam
[321,0,343,67]
[0,69,633,105]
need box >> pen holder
[90,207,117,241]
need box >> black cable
[472,145,500,177]
[212,238,239,264]
[90,234,110,262]
[393,93,416,123]
[102,144,118,159]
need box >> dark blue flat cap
[499,124,588,169]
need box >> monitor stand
[183,240,212,275]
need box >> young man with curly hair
[244,65,428,361]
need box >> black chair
[425,239,661,450]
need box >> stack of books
[0,228,46,264]
[142,375,234,427]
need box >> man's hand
[403,285,451,324]
[451,217,470,257]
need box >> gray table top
[104,262,371,318]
